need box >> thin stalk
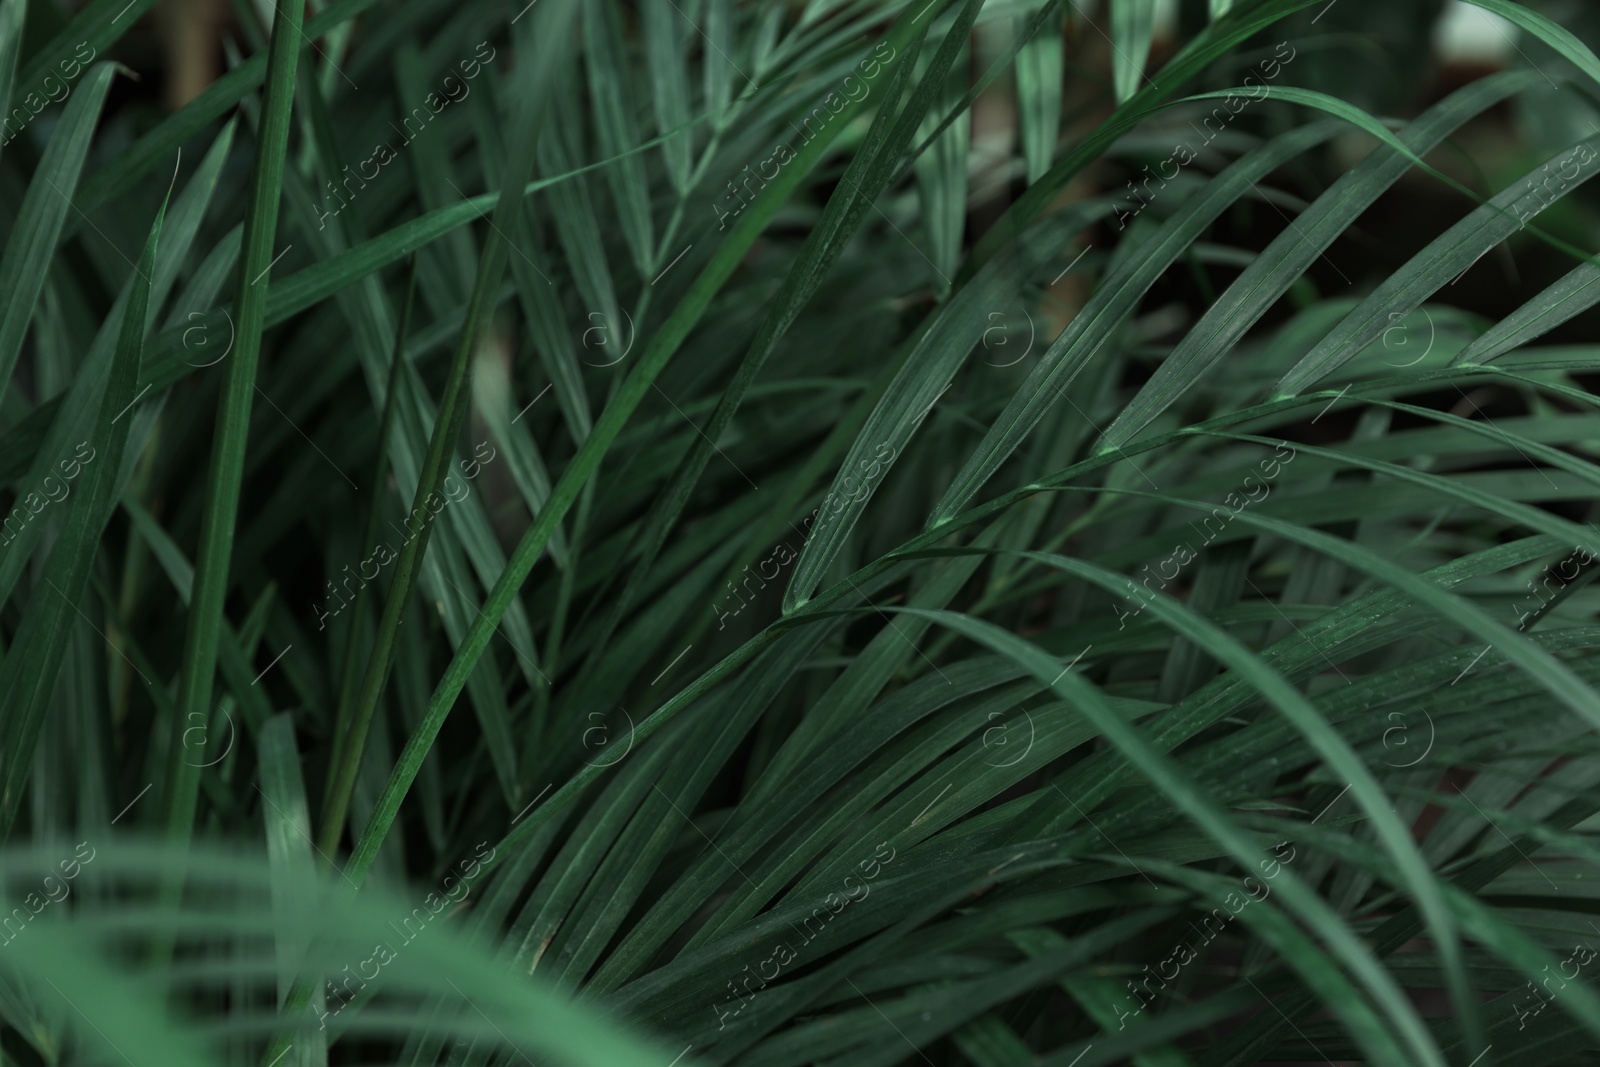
[112,426,162,735]
[314,259,497,854]
[160,0,302,848]
[319,257,419,847]
[340,0,945,890]
[258,11,581,1059]
[312,4,571,863]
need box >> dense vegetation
[2,0,1599,1064]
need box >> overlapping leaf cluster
[1,0,1599,1064]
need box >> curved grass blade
[1458,260,1600,364]
[888,606,1444,1067]
[1097,70,1543,451]
[584,0,654,277]
[928,540,1488,1055]
[0,183,165,838]
[1,842,693,1067]
[904,0,1064,170]
[69,0,387,219]
[1463,0,1600,88]
[930,120,1342,524]
[315,0,583,858]
[0,0,26,162]
[120,498,276,734]
[0,62,115,412]
[0,118,235,610]
[12,0,149,110]
[959,0,1321,280]
[1276,131,1600,396]
[258,713,327,1067]
[914,27,970,292]
[0,120,719,492]
[642,0,694,194]
[340,0,948,889]
[322,258,418,827]
[577,1,962,675]
[786,200,1106,609]
[1098,470,1600,728]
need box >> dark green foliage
[0,0,1598,1065]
